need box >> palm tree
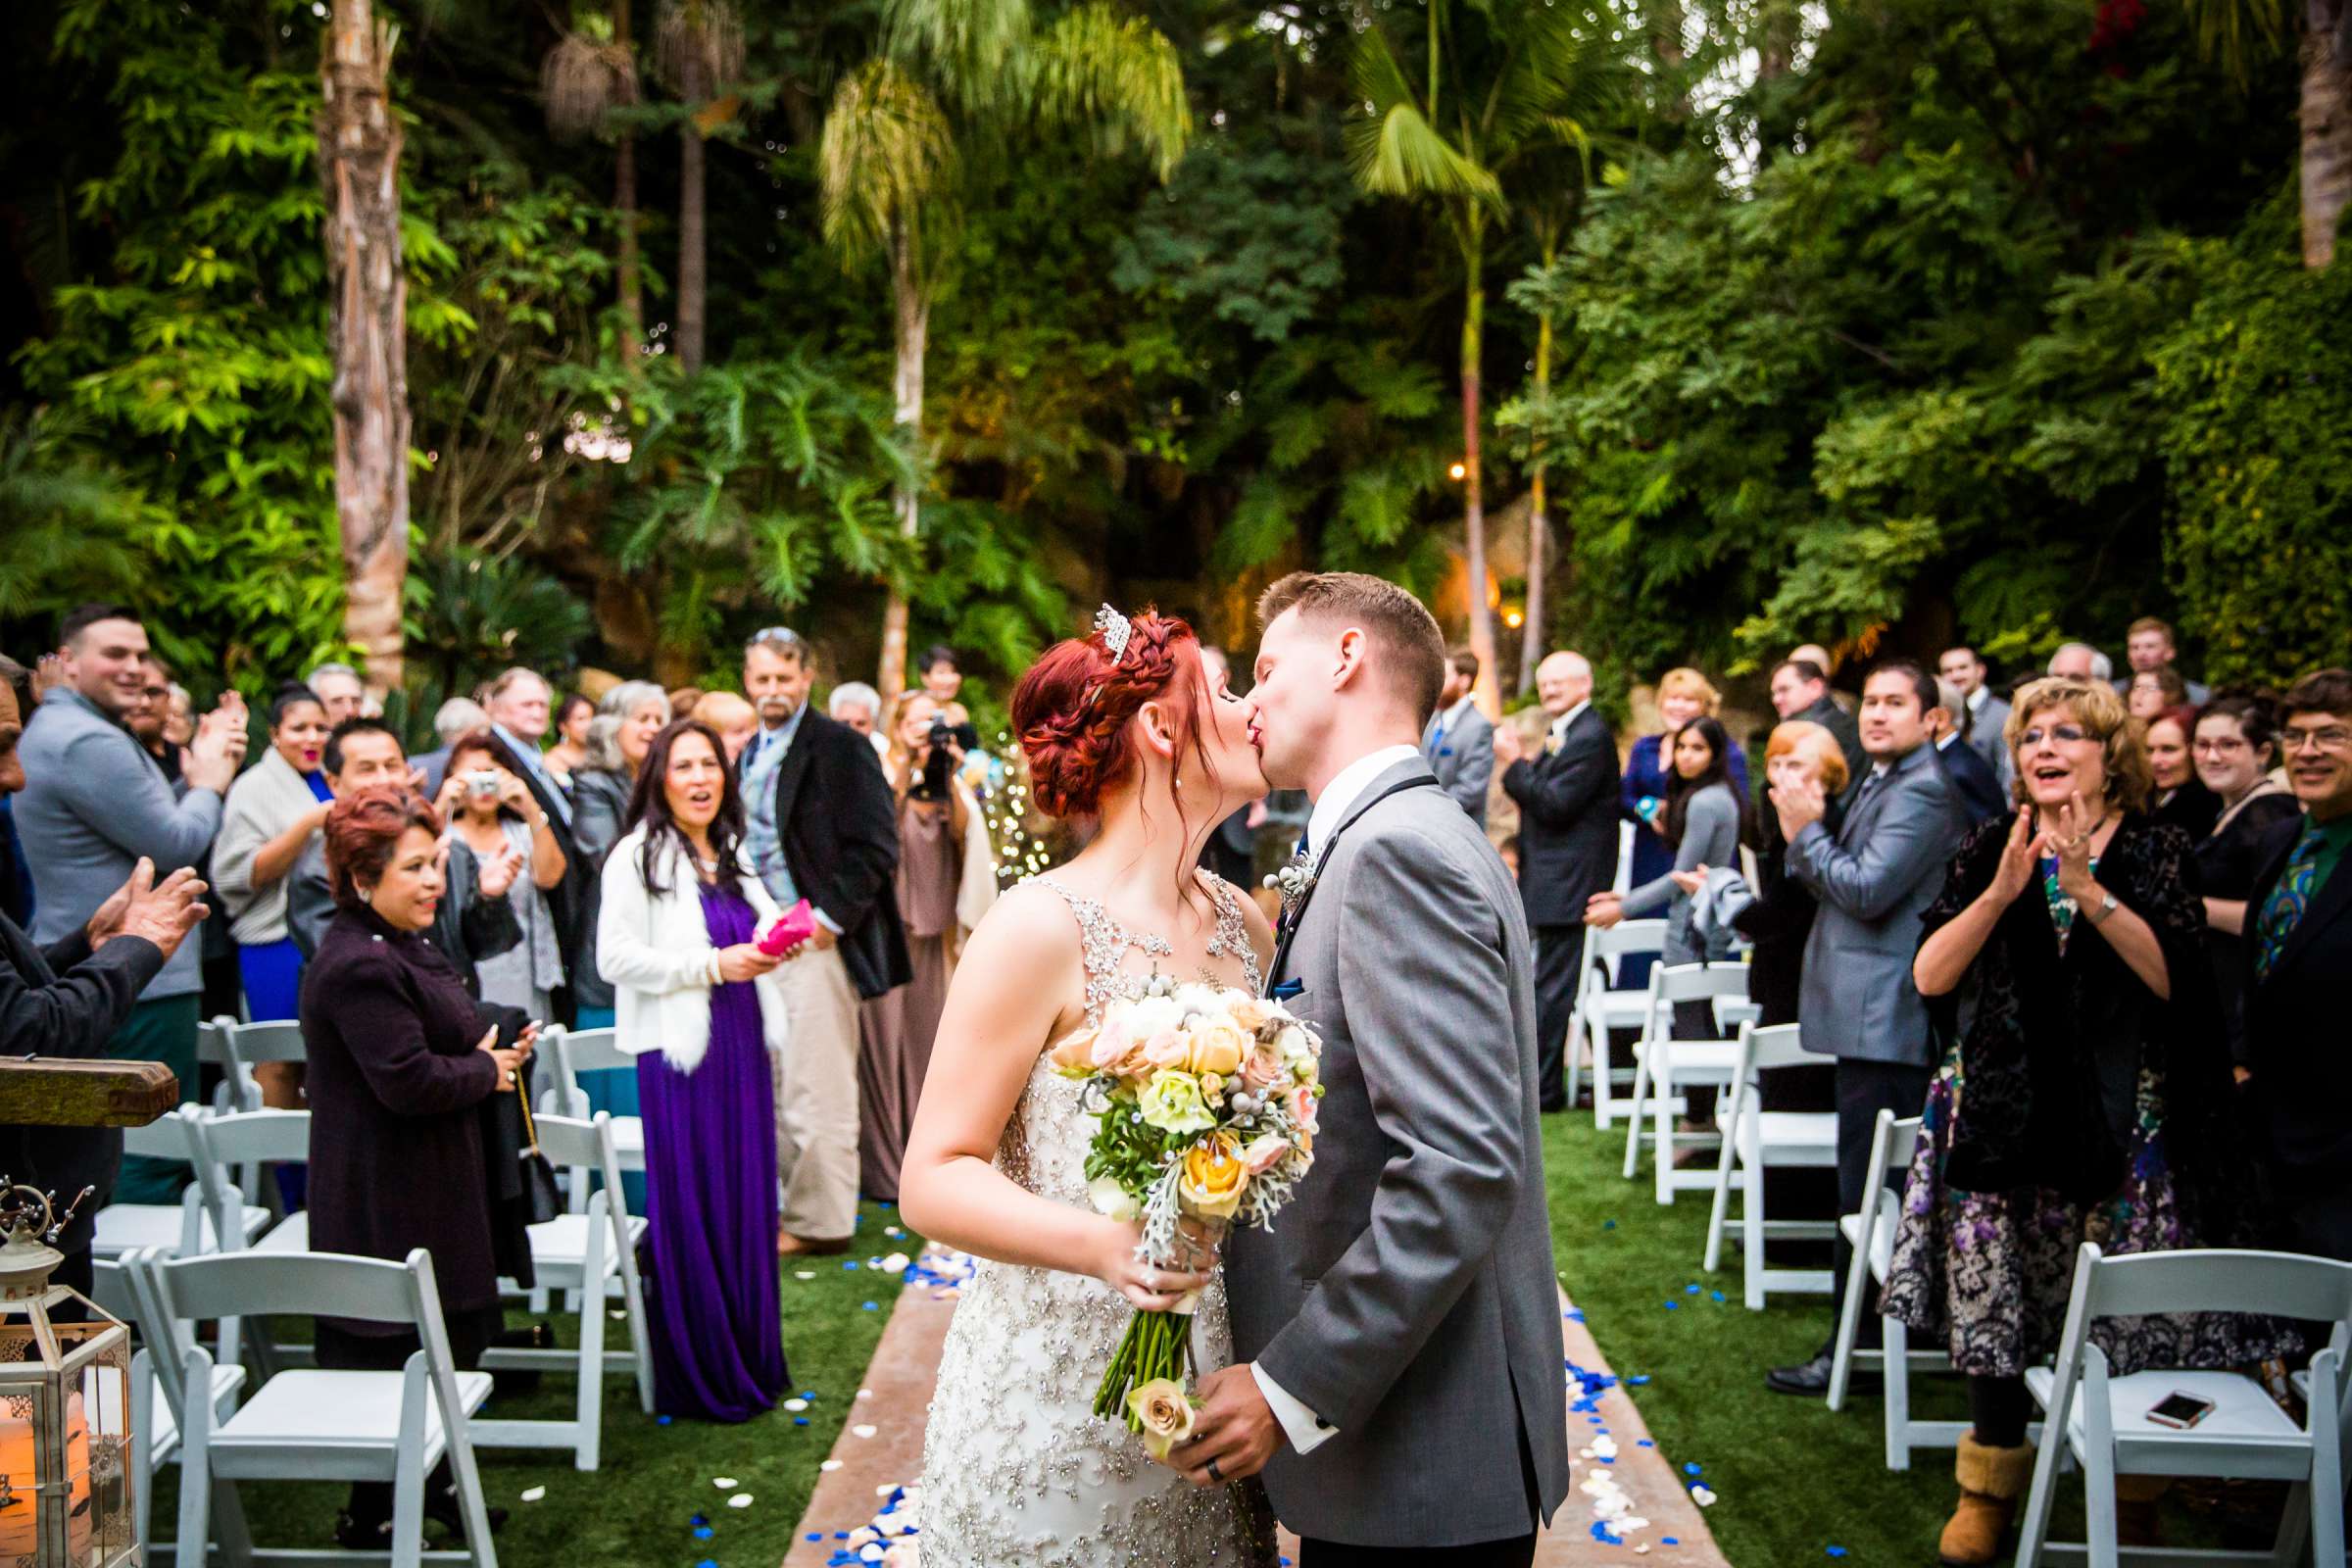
[821,0,1190,706]
[543,4,644,341]
[1349,0,1619,712]
[655,0,745,372]
[319,0,412,693]
[2188,0,2350,268]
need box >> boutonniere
[1544,731,1564,758]
[1264,850,1316,923]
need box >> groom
[1170,572,1570,1566]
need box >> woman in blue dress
[596,718,795,1421]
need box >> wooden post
[0,1060,178,1131]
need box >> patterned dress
[1882,814,2297,1378]
[917,873,1280,1568]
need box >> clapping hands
[183,692,249,794]
[86,858,209,959]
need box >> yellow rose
[1125,1377,1197,1461]
[1185,1018,1249,1078]
[1179,1131,1248,1220]
[1229,995,1273,1034]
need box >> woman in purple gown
[596,718,798,1421]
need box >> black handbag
[514,1063,564,1227]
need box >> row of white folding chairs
[1701,1020,1838,1309]
[1616,961,1760,1203]
[121,1245,501,1568]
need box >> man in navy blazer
[1929,678,2008,826]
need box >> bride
[900,608,1280,1567]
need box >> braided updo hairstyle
[1012,610,1218,823]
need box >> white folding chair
[540,1026,643,1178]
[2018,1244,2352,1568]
[192,1109,314,1258]
[90,1107,269,1261]
[1621,962,1752,1202]
[473,1111,654,1470]
[198,1016,257,1113]
[146,1247,500,1568]
[1826,1110,1964,1469]
[1702,1020,1838,1307]
[1569,918,1667,1127]
[111,1247,247,1559]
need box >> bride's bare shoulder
[963,877,1084,959]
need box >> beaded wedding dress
[916,872,1278,1568]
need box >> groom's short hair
[1257,570,1448,725]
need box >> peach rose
[1229,995,1274,1033]
[1185,1018,1249,1078]
[1286,1083,1319,1134]
[1240,1044,1284,1091]
[1241,1134,1290,1176]
[1049,1025,1101,1078]
[1126,1378,1197,1461]
[1142,1029,1190,1070]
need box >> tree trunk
[677,49,707,372]
[875,220,928,710]
[2302,0,2350,269]
[614,0,642,340]
[1520,271,1554,698]
[1458,216,1498,715]
[319,0,410,696]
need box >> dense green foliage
[2,0,2345,713]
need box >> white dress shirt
[1249,739,1423,1454]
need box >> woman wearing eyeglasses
[2187,694,2301,1072]
[1882,676,2292,1566]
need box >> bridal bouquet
[1048,976,1323,1456]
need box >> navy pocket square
[1272,979,1305,1000]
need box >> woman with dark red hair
[300,785,534,1548]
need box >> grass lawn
[1540,1108,1971,1566]
[152,1200,914,1568]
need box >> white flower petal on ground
[712,1477,738,1490]
[727,1494,754,1509]
[854,1424,878,1439]
[519,1487,546,1502]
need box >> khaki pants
[771,944,862,1242]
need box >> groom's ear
[1330,626,1370,689]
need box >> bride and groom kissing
[897,571,1569,1568]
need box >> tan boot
[1938,1433,2036,1566]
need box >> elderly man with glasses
[739,627,910,1253]
[2243,667,2352,1262]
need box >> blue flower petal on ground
[1663,1299,1680,1309]
[1686,1283,1700,1294]
[1827,1547,1848,1557]
[1628,1374,1650,1385]
[1686,1462,1703,1475]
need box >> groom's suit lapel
[1267,758,1441,989]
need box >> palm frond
[883,0,1034,118]
[653,0,744,92]
[1032,4,1192,180]
[1347,25,1502,205]
[2182,0,2293,85]
[541,31,638,141]
[818,59,958,264]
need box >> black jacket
[1797,694,1869,792]
[1934,735,2008,827]
[766,708,911,1000]
[287,836,522,997]
[0,913,166,1256]
[485,731,586,1009]
[564,765,633,1013]
[1499,705,1619,928]
[2244,813,2352,1205]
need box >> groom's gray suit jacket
[1226,757,1570,1547]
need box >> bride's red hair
[1013,610,1217,822]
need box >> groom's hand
[1168,1364,1282,1486]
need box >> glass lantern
[0,1188,134,1567]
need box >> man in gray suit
[1422,647,1495,826]
[1170,571,1568,1567]
[1765,656,1971,1396]
[1938,644,2014,794]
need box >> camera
[919,717,955,800]
[466,768,503,798]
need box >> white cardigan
[596,825,792,1074]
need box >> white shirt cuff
[1249,1363,1338,1455]
[812,906,845,935]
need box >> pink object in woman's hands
[757,899,816,956]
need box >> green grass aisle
[1541,1113,1964,1565]
[152,1200,918,1567]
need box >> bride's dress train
[916,876,1276,1568]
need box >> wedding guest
[1765,658,1969,1397]
[541,692,595,790]
[2125,616,2209,705]
[441,730,567,1020]
[1495,650,1618,1112]
[859,693,999,1201]
[126,658,179,785]
[597,719,793,1420]
[2047,641,2111,683]
[828,681,883,737]
[1623,668,1747,891]
[1769,657,1866,785]
[413,697,487,797]
[1929,677,2007,826]
[16,605,247,1201]
[2127,666,2188,724]
[162,680,195,754]
[286,717,523,992]
[1422,649,1495,827]
[484,668,585,1015]
[918,644,981,751]
[303,786,532,1546]
[695,690,759,764]
[0,654,209,1291]
[2188,695,2300,1067]
[2243,669,2352,1259]
[303,662,368,726]
[1587,716,1745,1068]
[740,626,909,1253]
[2145,707,2220,838]
[1939,645,2013,792]
[1889,675,2281,1565]
[215,684,336,1025]
[566,683,672,1032]
[666,686,705,722]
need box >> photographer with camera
[859,692,998,1200]
[435,730,569,1020]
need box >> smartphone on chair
[2145,1391,2215,1430]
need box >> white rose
[1088,1175,1140,1222]
[1275,1024,1311,1063]
[1123,996,1184,1044]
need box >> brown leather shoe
[777,1230,855,1257]
[1938,1433,2035,1566]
